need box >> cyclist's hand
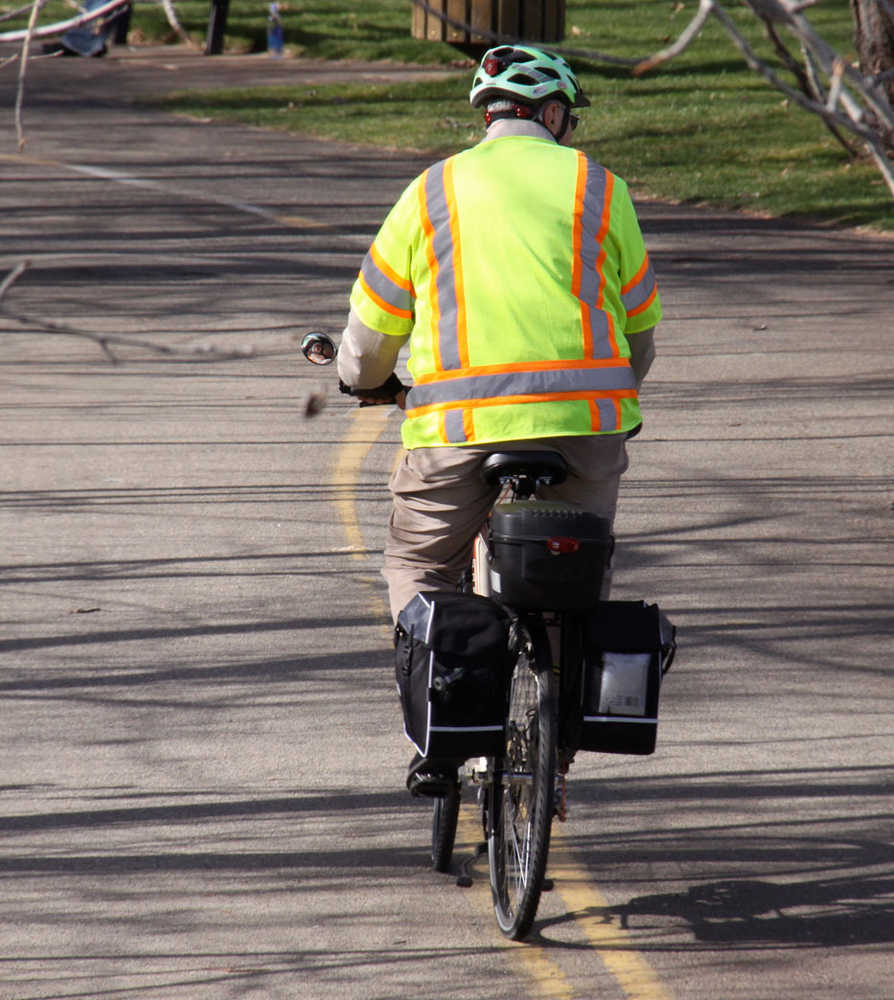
[339,373,408,408]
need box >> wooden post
[411,0,564,45]
[205,0,230,55]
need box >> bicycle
[301,332,674,941]
[436,449,606,939]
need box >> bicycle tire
[488,617,557,940]
[431,779,461,873]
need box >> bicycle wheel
[431,778,461,873]
[488,617,557,940]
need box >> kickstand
[456,840,487,888]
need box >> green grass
[7,0,891,229]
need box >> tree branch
[635,0,894,198]
[634,0,715,76]
[0,0,129,41]
[1,262,256,364]
[158,0,199,50]
[14,0,43,150]
[0,260,30,302]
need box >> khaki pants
[383,435,629,623]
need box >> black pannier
[394,591,512,760]
[578,601,676,756]
[486,501,613,611]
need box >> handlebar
[300,331,408,407]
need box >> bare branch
[0,1,43,24]
[826,57,845,113]
[158,0,199,50]
[0,260,30,302]
[1,262,256,363]
[636,0,894,199]
[1,305,259,364]
[634,0,715,76]
[14,0,42,151]
[0,0,128,42]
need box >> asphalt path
[1,45,892,1000]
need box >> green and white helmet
[469,45,590,109]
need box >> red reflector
[547,536,580,555]
[484,56,500,76]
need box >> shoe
[406,752,458,799]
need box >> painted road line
[332,405,393,561]
[455,808,577,1000]
[550,826,674,1000]
[0,154,329,230]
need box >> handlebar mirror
[300,332,337,366]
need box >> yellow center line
[550,826,674,999]
[455,809,577,1000]
[332,405,393,561]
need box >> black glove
[338,372,408,405]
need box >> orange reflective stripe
[620,254,650,296]
[572,154,593,356]
[442,159,469,369]
[571,152,587,308]
[595,171,619,357]
[588,397,622,432]
[436,412,450,444]
[369,242,414,296]
[418,170,443,371]
[573,155,618,361]
[627,284,659,318]
[357,272,413,320]
[462,408,475,442]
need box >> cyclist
[336,45,663,796]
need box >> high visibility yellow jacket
[349,134,662,449]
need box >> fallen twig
[1,308,258,363]
[1,264,257,366]
[0,260,30,303]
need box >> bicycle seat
[481,451,568,488]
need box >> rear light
[547,536,580,555]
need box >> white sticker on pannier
[598,652,652,716]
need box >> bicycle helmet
[469,45,590,109]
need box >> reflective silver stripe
[621,259,658,314]
[442,409,468,443]
[407,365,635,409]
[594,398,618,432]
[425,162,462,369]
[583,715,657,725]
[360,252,413,313]
[577,161,614,358]
[429,726,504,733]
